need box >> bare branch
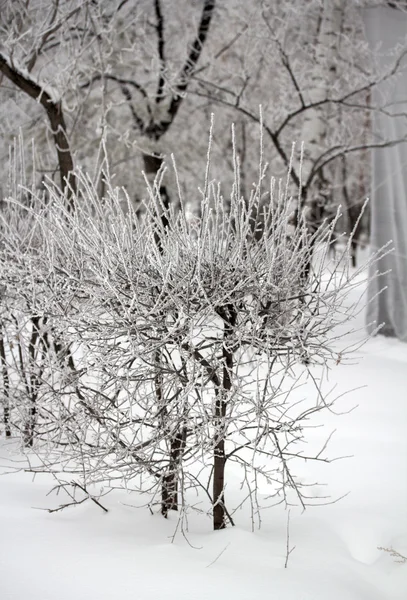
[165,0,216,132]
[154,0,166,103]
[0,53,75,202]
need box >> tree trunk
[45,101,76,202]
[213,436,226,530]
[23,316,42,446]
[0,326,11,437]
[341,155,365,269]
[213,304,236,530]
[0,53,75,207]
[300,1,343,204]
[161,427,187,517]
[153,348,186,518]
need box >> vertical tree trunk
[342,156,360,268]
[0,325,11,437]
[213,436,226,530]
[213,304,236,530]
[154,349,186,518]
[146,164,184,518]
[300,0,343,204]
[161,427,187,517]
[23,316,42,447]
[295,1,344,278]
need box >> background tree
[0,0,92,199]
[2,0,404,253]
[190,0,405,262]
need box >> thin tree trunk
[23,316,42,446]
[213,304,236,530]
[301,1,343,169]
[341,155,363,268]
[161,427,187,517]
[154,348,184,518]
[0,325,11,437]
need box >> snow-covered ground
[1,278,406,600]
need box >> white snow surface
[0,279,406,600]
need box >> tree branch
[164,0,216,133]
[308,136,407,187]
[154,0,166,103]
[26,4,82,72]
[191,86,300,187]
[0,53,75,203]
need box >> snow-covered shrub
[0,144,382,531]
[0,172,67,446]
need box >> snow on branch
[0,134,386,531]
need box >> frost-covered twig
[378,546,407,564]
[0,130,385,532]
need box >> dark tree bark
[341,155,365,268]
[161,427,187,517]
[0,53,75,207]
[23,316,42,447]
[213,303,237,530]
[0,325,11,437]
[154,349,186,518]
[165,0,216,133]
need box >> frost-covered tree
[0,134,385,529]
[0,0,94,199]
[192,0,407,262]
[0,0,217,205]
[1,0,406,253]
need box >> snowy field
[1,278,406,600]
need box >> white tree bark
[300,0,344,191]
